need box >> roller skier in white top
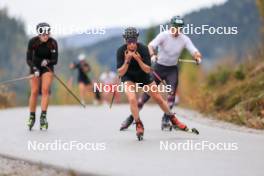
[120,16,202,131]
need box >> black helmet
[36,22,51,35]
[122,27,139,41]
[170,16,184,27]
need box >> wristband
[150,53,156,57]
[33,66,38,71]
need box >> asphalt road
[0,105,263,176]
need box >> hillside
[177,0,264,129]
[178,48,264,129]
[0,0,262,106]
[61,0,261,71]
[58,27,124,49]
[0,8,28,106]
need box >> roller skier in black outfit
[26,22,58,130]
[117,27,198,141]
[120,16,202,132]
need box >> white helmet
[78,53,86,61]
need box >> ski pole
[151,69,175,98]
[151,69,168,87]
[45,66,86,108]
[178,59,197,64]
[109,90,116,109]
[109,76,120,109]
[0,75,34,85]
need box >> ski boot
[40,114,48,130]
[161,114,172,131]
[169,114,199,135]
[135,119,144,141]
[120,115,134,131]
[27,115,35,131]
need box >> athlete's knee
[137,97,144,109]
[138,94,150,109]
[152,93,164,105]
[31,88,39,97]
[41,87,50,96]
[130,98,138,107]
[127,95,137,105]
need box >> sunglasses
[126,39,137,44]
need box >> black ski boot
[120,115,134,131]
[161,114,172,131]
[27,115,35,131]
[40,113,48,130]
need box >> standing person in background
[27,22,58,131]
[69,54,101,105]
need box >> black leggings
[138,63,179,112]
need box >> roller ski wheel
[173,126,199,135]
[40,122,48,130]
[161,114,172,131]
[135,119,144,141]
[120,115,134,131]
[27,117,35,131]
[161,123,172,131]
[137,133,144,141]
[191,128,199,135]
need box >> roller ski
[135,119,144,141]
[169,114,199,135]
[120,115,134,131]
[40,114,48,130]
[173,125,199,135]
[161,114,172,131]
[27,115,35,131]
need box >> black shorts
[78,75,91,85]
[121,74,153,86]
[152,63,179,95]
[29,66,54,76]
